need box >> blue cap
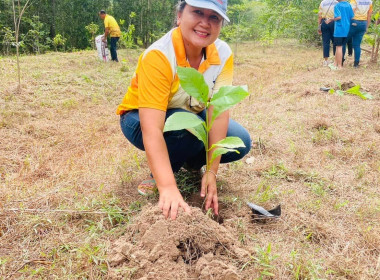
[185,0,229,22]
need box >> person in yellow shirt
[117,0,251,220]
[345,0,373,67]
[99,10,121,62]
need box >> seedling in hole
[164,66,249,199]
[329,82,373,100]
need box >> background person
[318,0,338,66]
[116,0,251,220]
[330,0,354,69]
[99,10,121,62]
[346,0,373,67]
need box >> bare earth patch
[107,205,249,280]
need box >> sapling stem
[205,102,210,196]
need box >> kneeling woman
[117,0,251,220]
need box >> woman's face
[177,5,223,52]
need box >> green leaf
[177,66,209,104]
[346,85,373,100]
[210,86,249,122]
[361,92,373,99]
[345,85,360,94]
[328,89,335,94]
[187,123,207,145]
[336,90,345,96]
[163,112,204,132]
[210,147,239,165]
[210,136,245,151]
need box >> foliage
[261,0,321,45]
[1,27,15,55]
[85,22,99,50]
[22,16,50,54]
[366,11,380,63]
[119,12,137,49]
[53,33,66,51]
[164,67,249,194]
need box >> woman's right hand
[158,185,191,220]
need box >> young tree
[12,0,33,93]
[370,12,380,63]
[85,22,99,49]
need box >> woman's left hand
[201,172,219,215]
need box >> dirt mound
[107,205,250,280]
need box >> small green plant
[85,22,99,49]
[263,163,287,179]
[1,26,15,55]
[251,180,278,203]
[364,11,379,63]
[53,34,66,52]
[329,82,373,100]
[241,243,279,279]
[119,12,136,49]
[164,67,249,196]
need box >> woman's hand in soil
[158,186,191,220]
[201,173,219,215]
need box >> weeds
[242,243,278,279]
[250,180,278,204]
[263,163,287,179]
[312,127,337,144]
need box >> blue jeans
[347,20,367,64]
[110,37,119,62]
[120,109,252,173]
[321,19,336,58]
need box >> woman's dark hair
[177,1,187,13]
[174,1,187,26]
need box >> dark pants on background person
[120,108,252,173]
[110,37,119,62]
[346,20,367,66]
[347,37,353,56]
[321,19,336,58]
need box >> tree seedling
[329,82,373,100]
[164,66,250,197]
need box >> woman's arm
[139,108,191,219]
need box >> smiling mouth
[194,30,209,38]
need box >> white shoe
[323,60,329,67]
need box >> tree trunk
[50,0,56,38]
[12,0,32,94]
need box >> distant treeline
[0,0,378,55]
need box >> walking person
[99,10,121,62]
[116,0,251,220]
[347,0,373,67]
[329,0,354,69]
[318,0,338,66]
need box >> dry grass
[0,41,379,279]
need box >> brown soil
[107,205,250,280]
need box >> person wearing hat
[116,0,251,220]
[99,10,121,62]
